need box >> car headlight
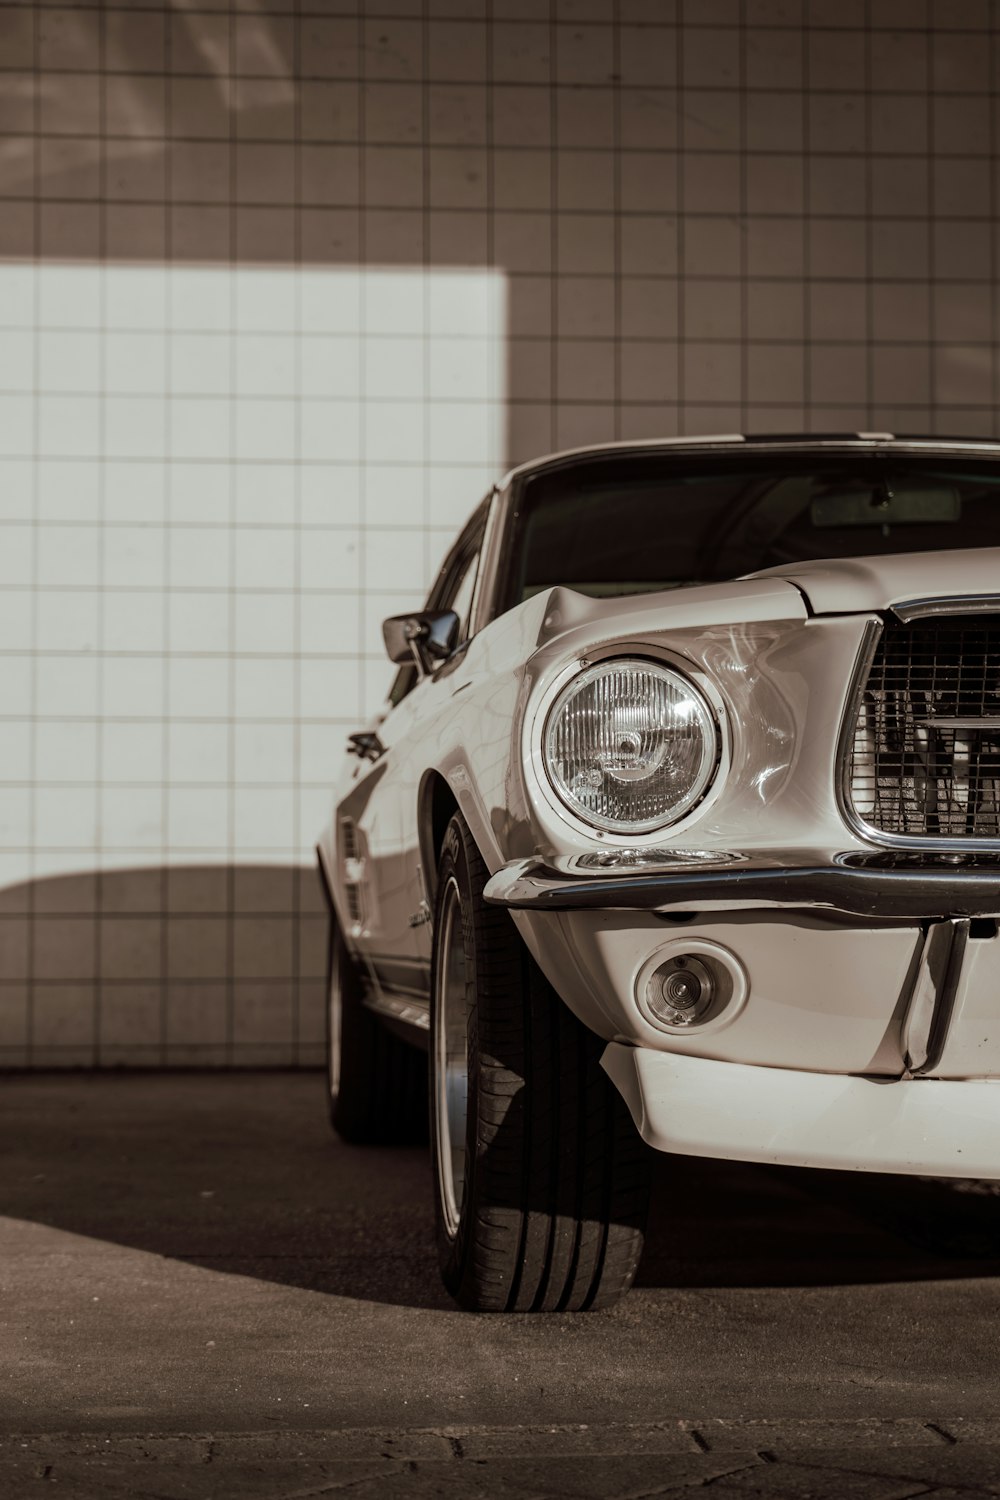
[542,658,719,834]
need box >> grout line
[160,0,174,1065]
[675,0,684,437]
[738,0,747,434]
[93,0,107,1067]
[225,0,237,1067]
[864,0,874,432]
[927,5,937,434]
[548,0,558,454]
[990,0,998,440]
[290,0,302,1064]
[357,2,368,731]
[802,12,811,430]
[25,0,41,1067]
[612,0,621,443]
[422,0,431,591]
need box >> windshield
[502,452,1000,608]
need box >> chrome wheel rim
[434,876,470,1240]
[328,939,342,1103]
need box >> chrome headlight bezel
[531,649,726,840]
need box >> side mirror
[382,610,460,674]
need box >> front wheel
[430,814,651,1312]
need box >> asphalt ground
[3,1072,1000,1498]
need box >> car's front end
[321,433,1000,1312]
[484,544,1000,1180]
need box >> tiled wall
[2,0,997,1066]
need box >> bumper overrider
[484,848,1000,1180]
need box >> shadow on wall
[0,864,329,1069]
[6,3,995,438]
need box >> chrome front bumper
[602,1043,1000,1179]
[483,849,1000,922]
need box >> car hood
[747,546,1000,615]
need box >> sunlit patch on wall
[0,264,506,1066]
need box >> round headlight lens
[543,658,718,833]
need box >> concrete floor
[4,1072,1000,1497]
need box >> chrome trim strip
[471,483,504,635]
[483,855,1000,920]
[914,717,1000,729]
[892,594,1000,623]
[837,607,1000,855]
[363,991,430,1031]
[836,617,891,844]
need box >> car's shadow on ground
[639,1153,1000,1291]
[3,1073,999,1314]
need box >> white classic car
[318,434,1000,1312]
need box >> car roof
[498,433,1000,491]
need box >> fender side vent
[338,817,366,931]
[340,816,359,862]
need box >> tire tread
[433,815,650,1313]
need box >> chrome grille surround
[843,603,1000,848]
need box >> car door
[336,504,488,1010]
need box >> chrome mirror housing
[382,610,460,673]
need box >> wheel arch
[417,770,461,903]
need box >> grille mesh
[849,613,1000,841]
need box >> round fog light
[650,955,715,1027]
[636,939,748,1036]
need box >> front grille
[848,612,1000,841]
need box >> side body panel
[327,701,422,999]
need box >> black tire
[326,918,427,1146]
[429,813,651,1312]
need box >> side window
[386,502,488,707]
[443,547,480,642]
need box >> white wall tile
[167,789,230,852]
[102,657,166,720]
[168,526,231,590]
[36,590,100,654]
[168,466,231,526]
[103,527,165,590]
[167,723,231,786]
[105,398,167,461]
[35,720,99,785]
[234,591,297,655]
[102,723,165,787]
[234,529,297,591]
[0,721,32,785]
[233,658,297,721]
